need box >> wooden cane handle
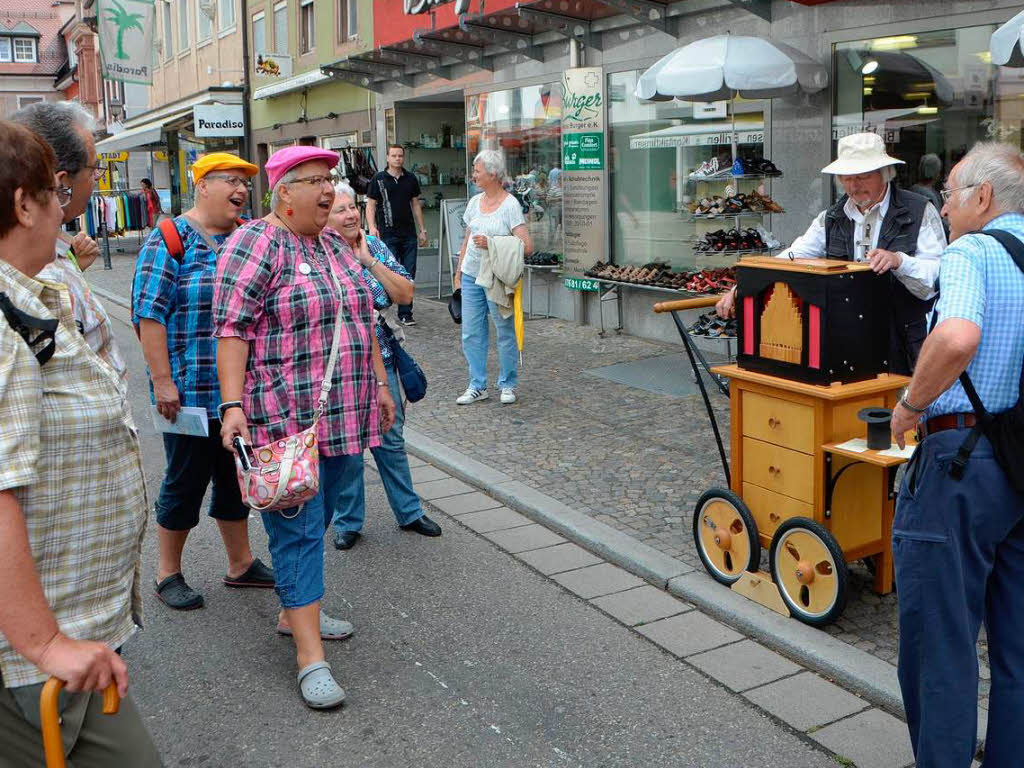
[41,678,121,768]
[653,296,720,313]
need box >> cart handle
[40,678,120,768]
[653,296,720,313]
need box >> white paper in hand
[152,406,209,437]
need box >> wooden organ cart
[655,257,912,626]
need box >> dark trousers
[383,234,418,319]
[894,429,1024,767]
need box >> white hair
[953,141,1024,212]
[333,181,357,203]
[270,167,301,210]
[473,149,505,179]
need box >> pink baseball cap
[265,146,340,189]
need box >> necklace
[271,212,325,266]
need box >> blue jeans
[383,234,418,320]
[894,429,1024,767]
[330,365,423,533]
[460,277,518,391]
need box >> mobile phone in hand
[233,436,256,472]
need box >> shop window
[833,26,1024,208]
[162,2,174,61]
[338,0,358,42]
[299,0,314,54]
[608,69,773,270]
[273,1,288,55]
[218,0,236,30]
[178,0,190,52]
[196,0,212,41]
[0,39,11,63]
[13,38,37,63]
[252,11,265,55]
[466,82,564,259]
[17,96,44,109]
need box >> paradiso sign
[404,0,471,14]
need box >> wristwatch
[217,400,243,420]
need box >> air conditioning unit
[199,0,216,21]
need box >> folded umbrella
[514,280,524,366]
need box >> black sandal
[155,573,204,610]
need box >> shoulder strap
[312,238,349,423]
[158,218,185,263]
[0,291,58,365]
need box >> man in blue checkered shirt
[889,142,1024,767]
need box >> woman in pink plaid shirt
[214,146,395,709]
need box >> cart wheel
[693,488,760,585]
[769,517,849,626]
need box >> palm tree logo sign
[104,0,145,60]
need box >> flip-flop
[223,557,275,588]
[278,612,355,641]
[297,661,346,709]
[155,573,204,610]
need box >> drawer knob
[768,417,780,429]
[768,465,781,476]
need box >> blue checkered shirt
[928,212,1024,418]
[361,234,412,366]
[132,217,228,417]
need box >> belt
[919,412,977,438]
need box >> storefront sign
[97,0,156,85]
[255,53,293,79]
[629,128,765,150]
[561,67,607,283]
[194,105,245,137]
[693,101,728,119]
[404,0,470,13]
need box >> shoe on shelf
[399,316,417,327]
[456,388,489,405]
[400,514,443,537]
[500,388,517,404]
[333,530,361,550]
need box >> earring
[286,207,294,216]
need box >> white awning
[94,123,165,153]
[253,69,330,100]
[629,121,765,150]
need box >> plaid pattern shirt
[213,221,380,457]
[362,234,413,366]
[929,212,1024,418]
[132,217,229,417]
[0,261,147,688]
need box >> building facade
[0,0,75,117]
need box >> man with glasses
[132,153,275,611]
[11,100,127,379]
[716,132,946,374]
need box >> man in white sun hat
[717,132,946,374]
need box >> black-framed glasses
[204,174,252,189]
[55,186,72,208]
[287,175,335,189]
[940,183,978,203]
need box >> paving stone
[415,477,476,500]
[482,523,566,554]
[516,542,603,575]
[687,639,800,693]
[552,562,645,599]
[410,465,449,483]
[458,507,533,534]
[743,671,868,731]
[406,454,427,468]
[810,709,915,768]
[590,585,691,626]
[427,492,504,516]
[636,612,742,658]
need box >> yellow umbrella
[513,279,525,365]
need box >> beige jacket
[475,235,524,318]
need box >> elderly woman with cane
[325,182,442,550]
[214,146,395,709]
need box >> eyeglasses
[55,186,73,208]
[287,175,335,189]
[204,174,252,189]
[940,183,978,203]
[84,163,107,181]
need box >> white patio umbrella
[991,10,1024,67]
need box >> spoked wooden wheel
[693,488,760,585]
[769,517,848,626]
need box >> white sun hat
[821,133,905,176]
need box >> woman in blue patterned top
[325,183,443,550]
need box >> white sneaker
[500,388,517,404]
[456,388,489,405]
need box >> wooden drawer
[742,391,815,454]
[743,482,815,541]
[742,437,815,503]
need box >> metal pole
[101,220,112,270]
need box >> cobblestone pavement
[84,249,989,710]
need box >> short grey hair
[953,141,1024,212]
[270,167,301,210]
[333,181,356,203]
[473,149,504,179]
[10,101,97,176]
[918,153,942,182]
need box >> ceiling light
[863,87,873,95]
[917,105,938,114]
[862,75,876,84]
[861,59,879,75]
[902,92,931,99]
[976,51,993,64]
[871,35,918,51]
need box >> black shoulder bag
[948,229,1024,494]
[377,317,427,403]
[0,292,58,365]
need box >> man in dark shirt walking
[367,145,428,326]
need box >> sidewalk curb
[91,284,132,311]
[404,425,905,719]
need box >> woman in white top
[453,150,532,405]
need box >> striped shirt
[929,212,1024,417]
[132,217,229,417]
[361,234,412,366]
[213,221,380,457]
[0,260,147,688]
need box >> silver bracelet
[899,395,927,414]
